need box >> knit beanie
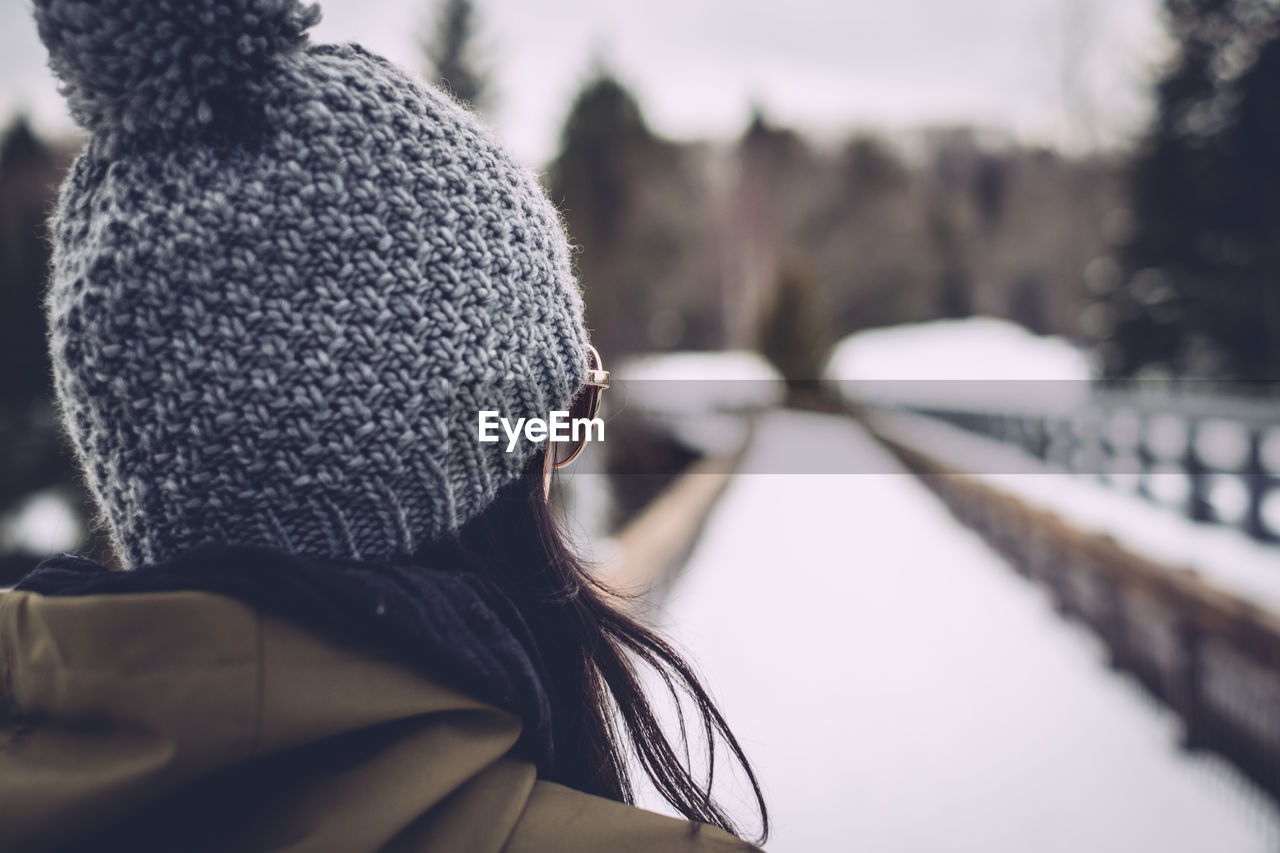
[33,0,590,568]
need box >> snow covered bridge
[591,321,1280,850]
[640,409,1280,852]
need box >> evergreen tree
[757,258,832,400]
[423,0,488,109]
[548,71,681,356]
[549,73,655,252]
[1114,0,1280,379]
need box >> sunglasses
[553,344,610,468]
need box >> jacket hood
[0,588,755,852]
[0,588,528,851]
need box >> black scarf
[17,544,556,774]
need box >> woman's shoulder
[0,588,758,852]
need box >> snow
[824,315,1095,414]
[617,350,782,385]
[826,317,1096,383]
[1,489,79,555]
[824,317,1096,414]
[1146,414,1190,460]
[612,351,782,456]
[1195,420,1253,472]
[636,409,1279,852]
[872,410,1280,615]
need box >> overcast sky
[4,0,1167,165]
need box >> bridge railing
[845,382,1280,543]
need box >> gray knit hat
[34,0,590,568]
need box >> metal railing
[899,388,1280,543]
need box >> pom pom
[33,0,321,142]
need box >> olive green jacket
[0,589,755,852]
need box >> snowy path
[643,410,1280,853]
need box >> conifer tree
[423,0,488,109]
[757,258,832,401]
[1114,0,1280,379]
[548,71,673,356]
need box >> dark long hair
[417,452,768,845]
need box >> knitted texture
[35,0,590,568]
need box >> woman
[1,0,767,850]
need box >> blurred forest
[548,88,1122,359]
[2,0,1280,573]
